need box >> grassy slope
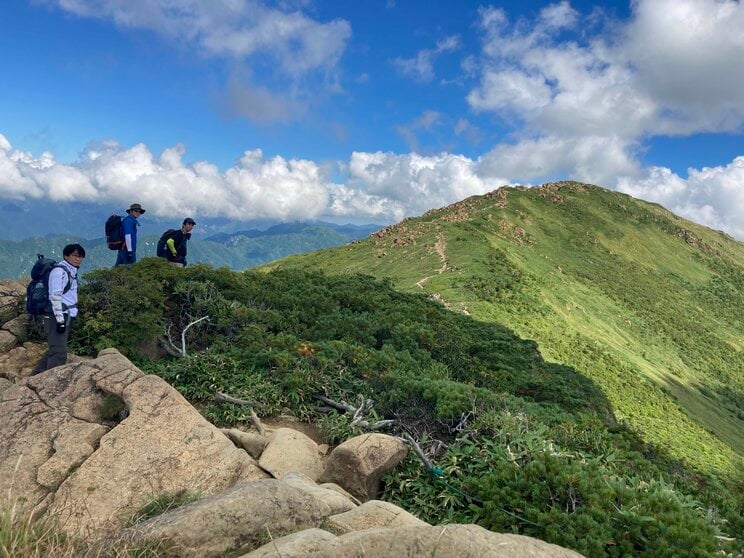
[264,182,744,480]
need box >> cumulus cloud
[0,133,507,224]
[393,35,460,83]
[616,157,744,240]
[347,151,506,217]
[1,132,743,239]
[45,0,351,76]
[470,0,744,137]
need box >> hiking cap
[126,203,146,214]
[183,217,196,225]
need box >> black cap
[183,217,196,225]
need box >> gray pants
[32,315,73,374]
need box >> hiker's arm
[48,268,66,323]
[166,237,177,256]
[122,217,134,253]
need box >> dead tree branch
[214,392,266,436]
[312,393,398,431]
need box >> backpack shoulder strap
[51,264,74,294]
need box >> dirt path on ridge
[415,231,448,288]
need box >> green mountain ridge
[264,181,744,480]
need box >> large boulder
[245,524,584,558]
[320,433,408,501]
[125,479,334,558]
[259,427,324,481]
[322,500,427,534]
[0,348,263,533]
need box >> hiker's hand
[126,251,133,262]
[56,321,67,334]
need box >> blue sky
[1,0,743,239]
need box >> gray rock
[282,472,357,515]
[0,330,18,352]
[259,427,324,481]
[1,348,263,534]
[125,479,334,558]
[320,433,408,501]
[240,528,337,558]
[323,500,427,534]
[2,314,30,338]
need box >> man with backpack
[115,203,145,266]
[157,217,196,267]
[31,244,85,375]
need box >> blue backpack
[26,255,71,316]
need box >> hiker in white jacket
[32,244,85,374]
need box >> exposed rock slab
[320,433,408,501]
[2,313,30,338]
[240,528,337,558]
[1,348,263,534]
[47,349,265,533]
[0,380,105,519]
[246,524,584,558]
[125,479,333,558]
[323,500,427,534]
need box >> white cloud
[47,0,351,76]
[348,151,506,216]
[470,0,744,138]
[393,35,460,83]
[621,0,744,133]
[616,157,744,240]
[478,135,640,186]
[1,132,742,239]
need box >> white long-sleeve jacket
[48,259,79,323]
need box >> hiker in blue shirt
[32,244,85,374]
[115,203,145,266]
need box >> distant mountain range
[0,221,381,279]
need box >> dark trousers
[115,250,135,266]
[32,315,73,374]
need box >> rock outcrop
[1,348,264,533]
[243,524,584,558]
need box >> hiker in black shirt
[158,217,196,267]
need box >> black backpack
[156,229,179,258]
[26,255,72,316]
[105,214,124,250]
